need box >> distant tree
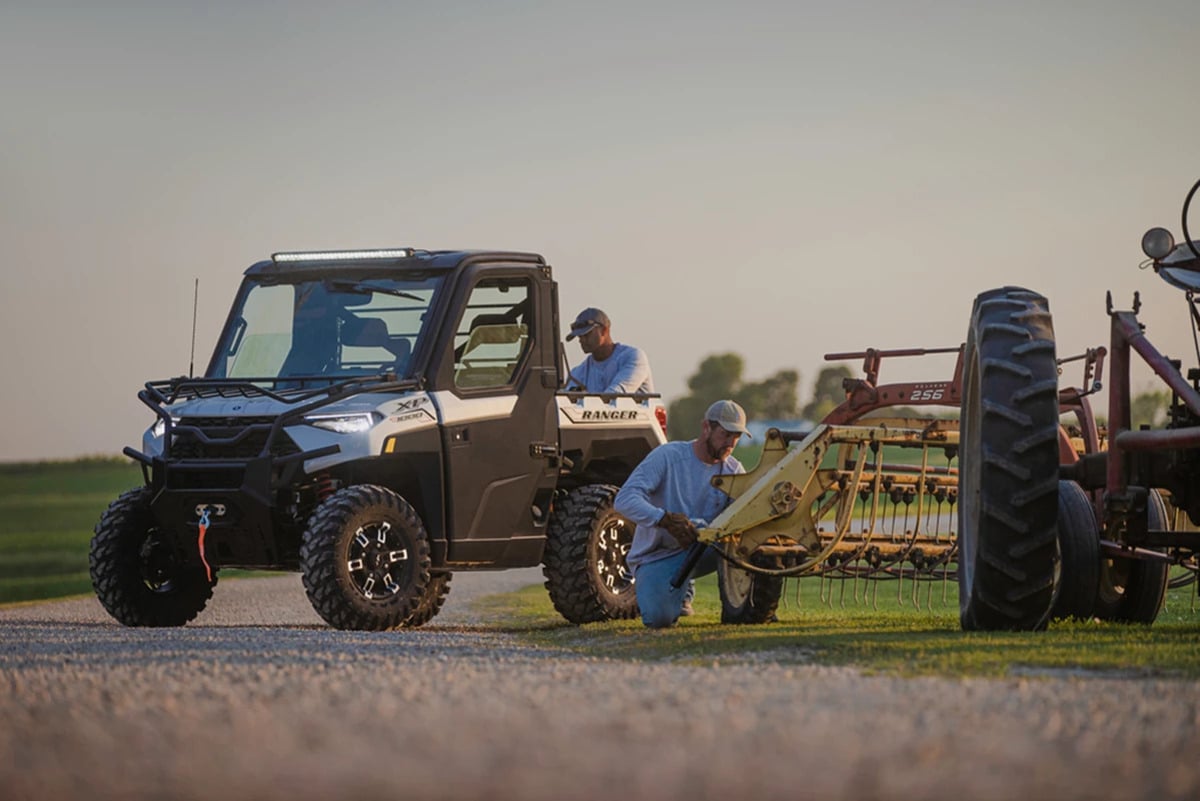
[800,365,854,422]
[740,369,800,420]
[666,353,800,439]
[686,353,744,397]
[668,353,745,439]
[1131,389,1170,429]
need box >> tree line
[666,352,1171,441]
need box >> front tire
[542,484,639,624]
[1094,490,1170,624]
[300,485,432,631]
[1049,480,1101,621]
[90,487,215,627]
[958,287,1060,631]
[717,556,783,624]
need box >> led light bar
[272,249,413,263]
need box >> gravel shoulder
[2,571,1199,801]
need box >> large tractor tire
[90,487,216,627]
[542,484,639,624]
[958,287,1061,631]
[1049,480,1101,621]
[717,556,783,624]
[300,485,432,631]
[1094,490,1170,624]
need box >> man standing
[614,400,750,628]
[565,307,655,394]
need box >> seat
[454,323,528,389]
[344,316,411,374]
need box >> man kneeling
[614,400,750,628]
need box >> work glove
[658,512,699,548]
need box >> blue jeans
[633,547,719,628]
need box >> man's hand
[658,512,698,547]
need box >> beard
[705,432,729,462]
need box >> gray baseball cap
[705,399,751,438]
[566,307,611,341]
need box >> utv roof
[245,249,546,277]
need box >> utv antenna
[189,278,199,378]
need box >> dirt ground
[2,570,1198,801]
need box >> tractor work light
[272,249,414,263]
[303,412,381,434]
[1141,228,1175,260]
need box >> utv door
[430,266,560,566]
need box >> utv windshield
[208,274,444,381]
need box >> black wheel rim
[346,521,411,600]
[139,530,180,593]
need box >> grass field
[477,573,1200,678]
[6,459,1200,678]
[0,458,144,604]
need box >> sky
[2,1,1198,461]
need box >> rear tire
[543,484,639,624]
[717,556,783,624]
[406,572,452,628]
[1049,480,1100,621]
[90,487,215,627]
[300,485,431,631]
[958,287,1060,631]
[1094,490,1170,624]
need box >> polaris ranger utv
[90,249,666,630]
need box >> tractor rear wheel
[299,485,432,631]
[717,556,783,624]
[1049,480,1101,621]
[1094,490,1170,624]
[543,484,639,624]
[958,287,1061,631]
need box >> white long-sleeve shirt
[614,441,743,571]
[568,342,655,394]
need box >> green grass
[473,573,1200,678]
[8,460,1200,680]
[0,459,145,603]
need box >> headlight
[151,417,179,438]
[304,412,380,434]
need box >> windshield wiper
[325,280,423,302]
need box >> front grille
[165,468,245,489]
[168,417,301,460]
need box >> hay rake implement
[686,179,1200,630]
[675,336,1197,625]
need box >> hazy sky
[2,1,1198,461]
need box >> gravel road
[2,571,1198,801]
